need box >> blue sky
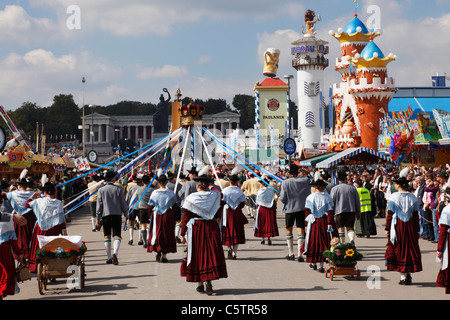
[0,0,449,111]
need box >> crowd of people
[1,161,450,298]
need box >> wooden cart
[325,262,360,281]
[36,237,86,295]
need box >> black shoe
[176,236,181,244]
[297,256,304,262]
[143,243,147,248]
[267,239,272,246]
[261,239,265,245]
[309,263,317,270]
[138,240,143,246]
[128,240,133,245]
[106,259,113,264]
[318,267,325,273]
[406,274,412,284]
[286,255,295,261]
[196,285,205,293]
[161,257,168,263]
[228,249,233,259]
[205,281,213,296]
[112,254,119,265]
[156,252,162,262]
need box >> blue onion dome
[344,14,369,34]
[360,37,385,59]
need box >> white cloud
[0,5,58,45]
[30,0,305,36]
[137,65,188,80]
[0,49,123,109]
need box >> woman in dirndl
[436,187,450,294]
[384,171,422,285]
[221,170,248,259]
[253,176,278,245]
[301,177,338,273]
[180,171,227,296]
[26,182,67,273]
[147,172,178,263]
[7,177,36,263]
[0,195,24,299]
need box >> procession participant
[147,171,178,263]
[96,170,128,265]
[436,187,450,294]
[26,182,67,273]
[354,180,377,238]
[135,174,155,248]
[6,175,35,262]
[87,174,104,232]
[126,175,142,245]
[0,194,24,299]
[241,170,261,218]
[279,163,311,262]
[254,175,278,245]
[166,171,182,243]
[221,168,248,259]
[300,174,338,273]
[330,171,361,244]
[179,167,227,296]
[177,167,198,241]
[385,168,422,285]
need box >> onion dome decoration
[352,37,396,68]
[329,14,381,43]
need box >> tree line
[5,93,299,144]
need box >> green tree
[232,94,255,130]
[8,101,45,138]
[45,94,81,139]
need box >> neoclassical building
[81,111,241,154]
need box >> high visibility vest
[357,187,372,213]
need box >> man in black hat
[279,163,311,261]
[96,170,128,265]
[330,171,361,244]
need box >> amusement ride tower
[291,9,329,150]
[328,13,397,151]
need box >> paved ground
[6,203,450,305]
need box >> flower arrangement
[323,242,362,267]
[36,241,87,259]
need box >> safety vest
[357,187,372,213]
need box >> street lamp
[82,76,86,156]
[284,74,294,165]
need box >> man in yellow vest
[354,180,377,238]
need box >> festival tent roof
[298,152,338,166]
[315,147,395,169]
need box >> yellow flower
[345,249,355,257]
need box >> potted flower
[323,242,362,267]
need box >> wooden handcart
[36,236,86,295]
[325,262,360,280]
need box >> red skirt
[28,223,67,273]
[254,206,279,238]
[180,219,227,282]
[14,211,36,260]
[147,207,177,254]
[222,204,248,246]
[0,241,18,297]
[436,232,450,293]
[385,218,422,273]
[301,215,337,263]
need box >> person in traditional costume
[0,194,24,299]
[300,173,338,273]
[96,170,128,265]
[179,166,227,296]
[177,167,198,241]
[147,170,178,263]
[436,187,450,293]
[385,167,422,285]
[279,163,311,262]
[221,167,248,259]
[7,170,35,262]
[254,175,278,245]
[87,174,104,232]
[241,171,261,218]
[26,182,67,273]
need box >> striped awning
[315,147,395,169]
[299,152,337,166]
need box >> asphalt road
[6,202,450,309]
